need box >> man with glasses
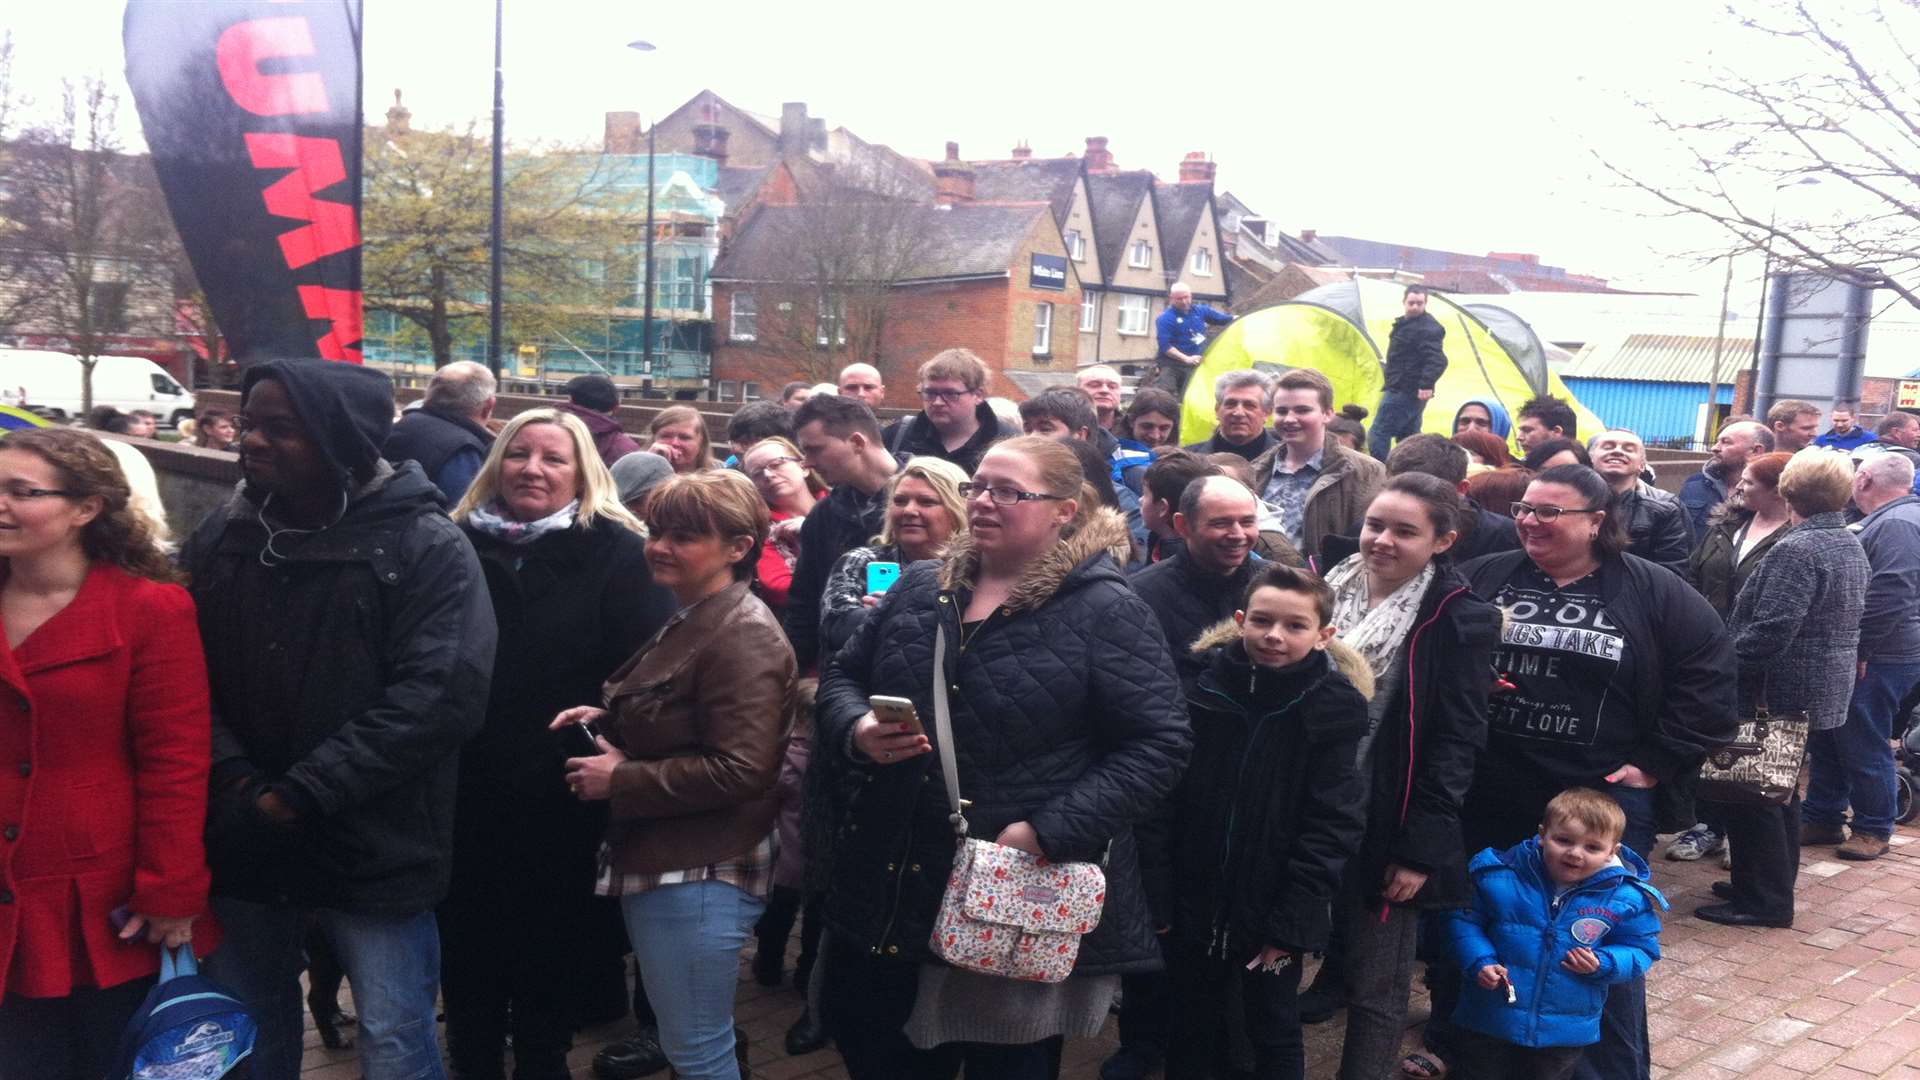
[181,360,496,1080]
[882,348,1018,475]
[1182,370,1277,461]
[788,394,904,670]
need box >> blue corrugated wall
[1560,378,1735,445]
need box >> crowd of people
[2,335,1917,1080]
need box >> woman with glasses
[815,436,1189,1079]
[740,437,823,618]
[0,429,219,1080]
[1414,464,1734,1080]
[441,410,676,1080]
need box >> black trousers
[1717,793,1802,922]
[822,938,1061,1080]
[1114,968,1171,1062]
[0,976,155,1080]
[1452,1029,1584,1080]
[1165,949,1305,1080]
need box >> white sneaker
[1667,824,1725,861]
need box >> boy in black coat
[1161,564,1370,1080]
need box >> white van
[0,349,197,427]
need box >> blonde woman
[440,409,677,1080]
[818,456,970,656]
[646,405,716,474]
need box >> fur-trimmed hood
[936,506,1135,613]
[1189,617,1376,701]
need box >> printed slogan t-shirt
[1484,562,1641,788]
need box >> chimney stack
[604,111,642,155]
[692,123,730,167]
[386,89,411,135]
[1178,151,1216,183]
[1300,229,1318,243]
[1011,140,1032,160]
[933,141,975,207]
[1083,136,1114,172]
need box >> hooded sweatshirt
[243,359,397,485]
[1452,397,1513,439]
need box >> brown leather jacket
[600,581,797,874]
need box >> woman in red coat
[0,428,218,1080]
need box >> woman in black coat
[1305,475,1501,1080]
[440,409,675,1080]
[816,437,1190,1080]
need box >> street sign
[1898,380,1920,410]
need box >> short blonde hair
[878,457,970,546]
[453,409,643,534]
[1778,448,1855,517]
[919,348,989,392]
[1541,787,1626,846]
[645,469,770,581]
[648,405,715,471]
[742,435,825,497]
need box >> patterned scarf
[466,499,580,545]
[1324,553,1436,679]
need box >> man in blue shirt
[1815,403,1877,451]
[1152,282,1233,400]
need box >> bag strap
[158,943,197,983]
[932,624,969,838]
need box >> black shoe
[313,1009,356,1050]
[591,1028,669,1080]
[1695,902,1792,929]
[784,1006,829,1056]
[1098,1046,1163,1080]
[1298,983,1345,1024]
[1711,881,1735,901]
[792,955,814,996]
[751,945,784,988]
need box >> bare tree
[0,77,180,415]
[1595,1,1920,310]
[744,165,936,383]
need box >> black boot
[752,886,801,988]
[590,1026,669,1080]
[784,1006,829,1056]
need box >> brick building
[708,145,1083,400]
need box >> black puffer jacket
[1128,549,1263,675]
[1613,482,1693,577]
[1166,630,1367,960]
[1350,567,1500,911]
[816,509,1190,974]
[1383,311,1448,394]
[184,462,497,913]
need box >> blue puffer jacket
[1445,837,1666,1048]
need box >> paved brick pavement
[300,823,1920,1078]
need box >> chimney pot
[693,123,730,167]
[1011,140,1031,160]
[1083,136,1114,173]
[1300,229,1318,243]
[386,88,411,135]
[946,141,960,162]
[1178,151,1216,183]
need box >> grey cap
[611,450,674,506]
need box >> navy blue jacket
[1156,303,1233,362]
[1446,837,1665,1048]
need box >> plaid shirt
[593,831,778,900]
[1261,448,1323,550]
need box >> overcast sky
[1,0,1869,304]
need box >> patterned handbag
[925,625,1106,983]
[1696,699,1811,806]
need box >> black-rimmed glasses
[958,482,1066,507]
[1509,501,1603,523]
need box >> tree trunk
[429,265,453,367]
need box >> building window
[742,381,761,401]
[729,292,757,341]
[816,298,847,346]
[716,380,739,402]
[1034,302,1053,356]
[1128,240,1152,269]
[1079,291,1099,332]
[1064,229,1085,262]
[1191,247,1213,276]
[1117,294,1150,335]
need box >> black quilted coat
[816,509,1191,974]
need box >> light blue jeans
[620,880,766,1080]
[207,897,446,1080]
[1805,660,1920,838]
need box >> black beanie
[242,359,396,484]
[565,374,620,413]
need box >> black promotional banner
[124,0,364,364]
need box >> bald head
[423,361,497,420]
[1174,474,1259,575]
[1170,282,1193,312]
[1856,451,1915,512]
[837,363,885,408]
[1076,365,1123,423]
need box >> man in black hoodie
[183,360,497,1080]
[789,393,902,670]
[1368,286,1448,460]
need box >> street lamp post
[487,0,505,376]
[629,41,657,379]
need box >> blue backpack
[111,945,257,1080]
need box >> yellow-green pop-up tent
[1181,276,1601,451]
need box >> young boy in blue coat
[1445,788,1667,1079]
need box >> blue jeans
[1805,661,1920,838]
[620,881,765,1080]
[1368,389,1428,460]
[207,897,447,1080]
